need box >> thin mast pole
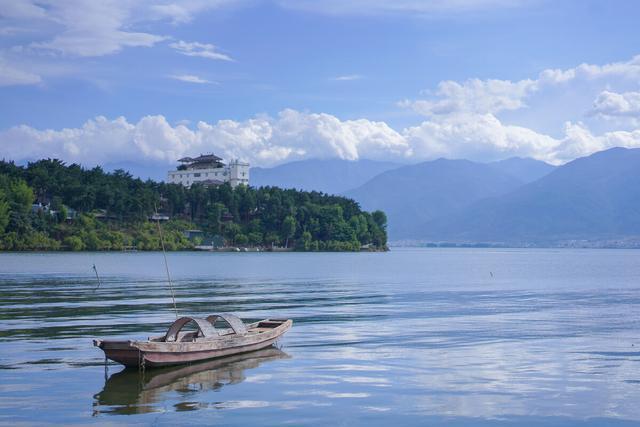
[155,206,178,319]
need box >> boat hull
[95,319,292,368]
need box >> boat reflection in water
[93,346,290,415]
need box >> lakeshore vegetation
[0,159,387,251]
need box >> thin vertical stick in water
[155,208,179,319]
[92,264,103,291]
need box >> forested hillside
[0,159,387,251]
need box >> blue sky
[1,0,640,169]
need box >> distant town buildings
[167,154,249,188]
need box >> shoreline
[0,246,389,253]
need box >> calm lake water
[1,248,640,426]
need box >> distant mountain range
[250,159,401,194]
[344,158,528,238]
[421,147,640,245]
[249,149,640,247]
[488,157,556,184]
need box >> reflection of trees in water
[93,346,289,416]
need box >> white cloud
[591,90,640,118]
[403,112,640,164]
[538,55,640,84]
[3,108,640,170]
[552,122,640,161]
[0,110,409,168]
[332,74,363,81]
[404,113,555,161]
[402,78,537,116]
[404,55,640,119]
[270,109,408,161]
[169,40,233,61]
[32,32,166,58]
[389,54,640,164]
[0,1,238,59]
[170,74,214,84]
[18,1,167,57]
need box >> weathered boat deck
[94,314,292,368]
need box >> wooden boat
[94,314,292,368]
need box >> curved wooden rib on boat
[94,314,292,368]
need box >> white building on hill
[167,154,249,188]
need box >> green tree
[0,188,9,234]
[10,179,35,214]
[248,231,263,246]
[372,210,387,231]
[205,202,226,233]
[63,236,85,251]
[83,230,102,251]
[56,205,68,223]
[236,233,248,245]
[263,232,280,248]
[282,215,296,248]
[224,222,241,245]
[299,231,312,251]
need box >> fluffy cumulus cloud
[538,54,640,84]
[0,110,409,168]
[403,113,640,164]
[591,90,640,118]
[403,55,640,118]
[3,108,640,169]
[401,78,537,116]
[555,122,640,161]
[394,54,640,163]
[404,113,555,160]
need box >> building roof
[178,154,223,163]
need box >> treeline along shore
[0,159,388,252]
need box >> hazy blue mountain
[421,147,640,244]
[488,157,556,183]
[250,159,401,194]
[345,158,524,239]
